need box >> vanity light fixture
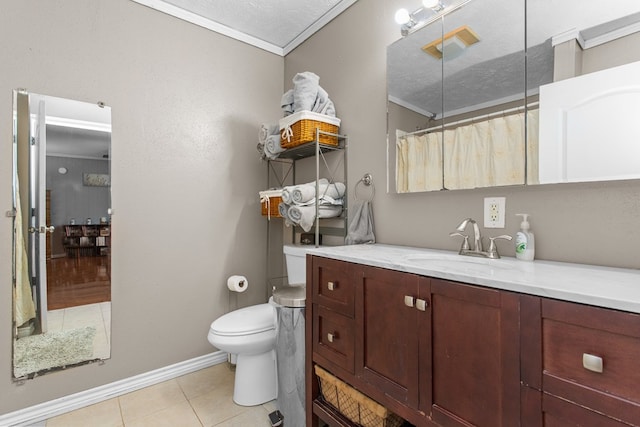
[422,0,445,12]
[396,0,473,37]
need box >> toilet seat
[210,303,276,336]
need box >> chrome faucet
[449,218,512,259]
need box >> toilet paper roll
[227,275,248,293]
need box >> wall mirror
[387,0,640,193]
[12,90,112,379]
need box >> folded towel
[288,204,343,232]
[345,200,375,245]
[293,71,320,113]
[312,86,336,117]
[263,134,284,160]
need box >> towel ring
[355,173,374,201]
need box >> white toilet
[207,244,310,406]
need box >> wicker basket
[279,111,341,148]
[259,189,283,218]
[315,365,405,427]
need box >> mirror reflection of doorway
[13,91,112,378]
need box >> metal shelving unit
[265,130,348,246]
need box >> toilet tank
[283,244,312,285]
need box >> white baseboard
[0,351,228,427]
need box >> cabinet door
[426,279,520,427]
[356,265,421,408]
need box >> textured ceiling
[131,0,358,55]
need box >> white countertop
[307,244,640,314]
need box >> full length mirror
[12,90,112,379]
[388,0,640,193]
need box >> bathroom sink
[402,253,513,272]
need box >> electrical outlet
[484,197,506,228]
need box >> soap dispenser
[515,214,535,261]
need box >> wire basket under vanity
[315,365,405,427]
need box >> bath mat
[13,326,96,377]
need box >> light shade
[422,0,441,8]
[394,8,411,25]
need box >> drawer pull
[416,298,428,311]
[327,281,336,291]
[327,332,337,343]
[404,295,415,308]
[582,353,603,373]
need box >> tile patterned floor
[42,363,276,427]
[46,302,111,360]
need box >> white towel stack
[278,179,345,232]
[257,123,283,160]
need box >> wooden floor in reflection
[47,255,111,310]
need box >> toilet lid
[211,303,275,336]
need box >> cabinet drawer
[542,392,629,427]
[541,299,640,423]
[312,257,355,317]
[313,305,355,373]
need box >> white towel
[263,134,284,160]
[288,204,343,232]
[287,179,346,205]
[278,202,290,220]
[259,123,280,144]
[282,179,327,204]
[293,72,320,113]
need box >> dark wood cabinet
[356,266,421,409]
[521,296,640,426]
[308,256,521,427]
[308,255,640,426]
[427,278,520,427]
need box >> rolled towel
[282,179,327,204]
[278,202,290,220]
[259,123,280,144]
[281,187,293,204]
[281,89,294,116]
[290,178,329,204]
[263,134,284,160]
[293,71,320,113]
[292,181,346,204]
[288,204,343,232]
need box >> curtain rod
[405,102,539,137]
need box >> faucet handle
[487,235,512,259]
[449,232,470,251]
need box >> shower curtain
[396,110,539,191]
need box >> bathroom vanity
[304,245,640,426]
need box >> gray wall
[0,0,283,413]
[285,0,640,269]
[46,156,110,227]
[2,0,640,417]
